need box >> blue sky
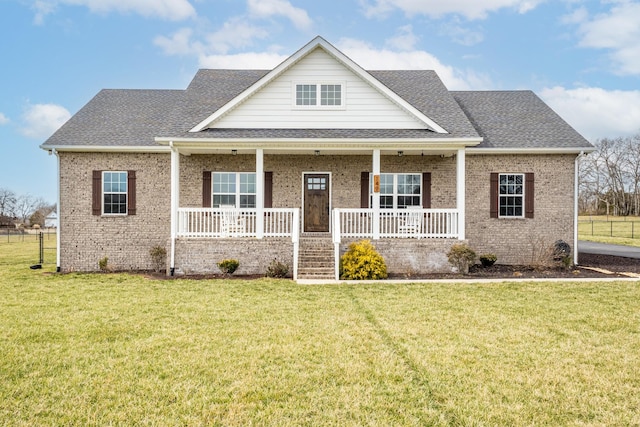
[1,0,640,202]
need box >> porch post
[372,149,381,239]
[170,143,179,275]
[256,148,264,239]
[456,148,466,240]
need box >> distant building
[45,211,57,228]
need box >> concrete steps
[297,236,335,280]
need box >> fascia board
[466,147,596,155]
[40,144,171,153]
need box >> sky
[1,0,640,203]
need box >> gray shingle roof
[42,69,592,150]
[452,90,592,149]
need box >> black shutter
[360,172,370,208]
[92,170,102,215]
[127,170,136,215]
[490,172,498,218]
[264,172,273,208]
[422,172,431,208]
[525,172,534,219]
[202,171,212,207]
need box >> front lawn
[1,241,639,425]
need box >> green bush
[217,259,239,276]
[340,240,387,280]
[265,259,289,278]
[479,253,497,267]
[98,256,109,272]
[149,245,167,273]
[447,243,477,275]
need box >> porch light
[232,150,237,156]
[397,151,404,157]
[315,150,320,156]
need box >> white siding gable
[211,48,430,130]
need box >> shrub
[479,253,497,267]
[98,256,109,272]
[447,243,477,274]
[340,240,387,280]
[217,259,239,276]
[265,259,289,278]
[149,245,167,273]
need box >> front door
[303,173,330,232]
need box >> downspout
[169,141,177,276]
[574,151,584,265]
[54,149,61,272]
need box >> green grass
[2,241,640,425]
[578,215,640,247]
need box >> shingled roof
[452,91,591,149]
[42,69,592,151]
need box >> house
[41,36,594,279]
[44,211,57,228]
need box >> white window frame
[102,171,128,216]
[212,172,256,208]
[498,173,525,218]
[292,82,345,109]
[370,173,422,209]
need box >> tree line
[579,133,640,216]
[0,188,55,227]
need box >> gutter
[574,151,585,265]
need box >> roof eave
[466,146,596,155]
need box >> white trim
[467,147,595,155]
[170,144,179,274]
[189,36,448,134]
[497,173,526,219]
[301,171,332,233]
[101,171,129,216]
[574,151,584,265]
[256,149,264,239]
[54,149,61,271]
[40,144,171,153]
[372,149,380,240]
[291,81,346,110]
[456,148,466,240]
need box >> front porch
[166,143,473,279]
[174,207,461,279]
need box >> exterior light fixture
[315,150,320,156]
[231,150,237,156]
[398,151,404,157]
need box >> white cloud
[360,0,544,20]
[439,18,484,46]
[385,25,419,51]
[204,18,270,54]
[199,52,288,69]
[248,0,312,30]
[32,0,195,23]
[541,86,640,141]
[0,113,9,125]
[20,104,71,139]
[337,38,492,90]
[570,2,640,75]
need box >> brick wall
[465,154,576,265]
[174,238,294,275]
[58,152,171,272]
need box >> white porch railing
[333,208,459,240]
[177,208,299,239]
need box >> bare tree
[14,194,47,224]
[0,188,17,217]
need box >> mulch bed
[138,253,639,280]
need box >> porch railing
[333,208,459,240]
[177,208,299,239]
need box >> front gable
[190,37,447,133]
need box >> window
[371,173,421,209]
[103,171,128,215]
[212,172,256,208]
[295,83,342,107]
[498,174,524,217]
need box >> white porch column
[372,149,381,240]
[170,143,180,274]
[256,148,264,239]
[456,148,466,240]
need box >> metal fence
[578,220,639,239]
[0,228,56,243]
